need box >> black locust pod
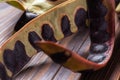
[35,0,115,72]
[0,0,115,79]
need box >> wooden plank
[0,3,23,47]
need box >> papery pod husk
[35,0,115,72]
[0,0,115,79]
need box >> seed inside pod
[41,24,57,42]
[0,63,10,80]
[28,31,42,52]
[50,51,71,64]
[90,43,108,53]
[90,18,108,32]
[87,0,107,18]
[61,15,72,37]
[13,40,30,74]
[14,11,37,31]
[87,54,106,63]
[3,49,16,74]
[90,31,110,43]
[74,8,87,30]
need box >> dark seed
[50,51,71,64]
[13,40,30,74]
[28,31,42,52]
[90,43,108,53]
[87,0,107,18]
[14,11,37,31]
[87,54,106,63]
[74,8,87,30]
[61,15,72,37]
[41,24,57,42]
[90,31,110,43]
[90,18,108,32]
[3,49,16,74]
[0,63,11,80]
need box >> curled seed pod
[90,43,108,53]
[14,11,37,31]
[61,15,72,37]
[87,54,106,63]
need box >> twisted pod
[0,0,115,79]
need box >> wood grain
[0,2,23,47]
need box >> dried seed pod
[0,0,115,79]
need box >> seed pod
[0,0,115,78]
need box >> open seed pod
[0,0,115,79]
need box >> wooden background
[0,2,120,80]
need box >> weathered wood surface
[0,3,23,47]
[0,3,120,80]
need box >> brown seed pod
[0,0,115,79]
